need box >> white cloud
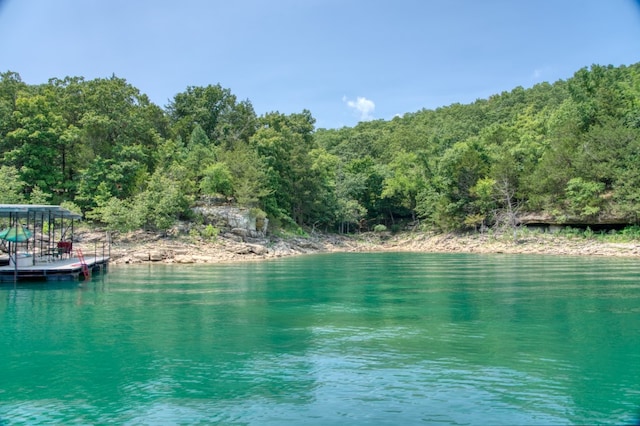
[343,95,375,121]
[531,66,553,81]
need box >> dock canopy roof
[0,204,82,220]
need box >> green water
[1,252,640,425]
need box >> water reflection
[1,253,639,424]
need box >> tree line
[1,62,639,234]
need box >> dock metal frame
[0,204,110,282]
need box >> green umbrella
[0,225,33,242]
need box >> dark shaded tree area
[1,63,639,233]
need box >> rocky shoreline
[82,229,640,266]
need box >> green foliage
[557,226,585,238]
[336,199,367,233]
[565,177,605,218]
[219,141,272,207]
[250,110,321,225]
[188,227,200,241]
[338,156,385,227]
[183,124,217,185]
[463,213,486,231]
[202,224,219,241]
[0,165,26,203]
[4,94,66,192]
[0,72,27,137]
[60,201,82,216]
[28,186,51,204]
[167,84,256,147]
[200,163,234,196]
[557,225,640,243]
[470,177,497,218]
[619,225,640,240]
[137,169,194,232]
[373,224,387,233]
[1,62,639,235]
[381,151,425,219]
[86,196,142,232]
[249,207,267,220]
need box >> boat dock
[0,203,111,282]
[0,255,109,282]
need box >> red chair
[57,241,73,258]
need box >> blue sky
[1,0,639,129]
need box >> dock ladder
[76,248,91,280]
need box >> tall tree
[167,84,256,147]
[381,151,426,222]
[250,110,319,226]
[0,71,27,139]
[3,94,66,195]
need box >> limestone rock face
[192,205,268,240]
[247,244,268,255]
[149,250,164,261]
[133,252,150,261]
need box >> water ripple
[2,253,640,424]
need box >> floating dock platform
[0,256,109,282]
[0,203,110,282]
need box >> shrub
[373,224,387,233]
[200,163,234,196]
[619,225,640,240]
[249,207,267,220]
[202,224,219,241]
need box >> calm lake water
[1,252,640,425]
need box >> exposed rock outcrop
[192,204,268,239]
[74,206,640,267]
[100,229,640,266]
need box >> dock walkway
[0,256,109,282]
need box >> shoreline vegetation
[99,229,640,266]
[3,64,640,256]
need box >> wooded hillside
[1,63,639,233]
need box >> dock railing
[92,239,110,261]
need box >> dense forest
[1,63,639,234]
